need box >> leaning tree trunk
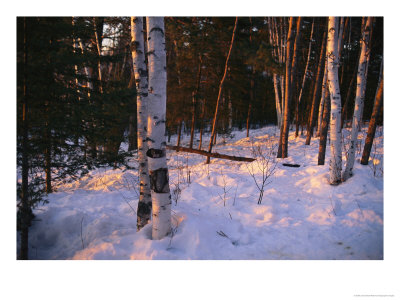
[131,17,151,231]
[361,60,383,165]
[305,29,327,145]
[327,17,343,185]
[146,17,171,240]
[342,17,373,181]
[206,17,238,164]
[277,17,295,158]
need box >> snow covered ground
[25,125,383,259]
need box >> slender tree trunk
[277,17,296,158]
[342,17,373,181]
[19,17,29,260]
[198,98,206,150]
[361,62,383,165]
[327,17,343,185]
[176,120,183,148]
[246,69,254,138]
[206,17,238,164]
[93,17,103,93]
[305,29,327,145]
[273,74,282,129]
[146,17,171,240]
[318,86,331,165]
[189,55,202,149]
[131,17,151,231]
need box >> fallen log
[166,145,255,162]
[282,163,301,168]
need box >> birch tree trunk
[361,61,383,165]
[327,17,343,185]
[131,17,152,231]
[342,17,373,181]
[206,17,238,164]
[146,17,171,239]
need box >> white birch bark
[342,17,373,181]
[146,17,171,239]
[327,17,342,185]
[131,17,152,231]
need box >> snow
[25,125,383,260]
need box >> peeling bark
[131,17,151,231]
[146,17,171,239]
[342,17,373,181]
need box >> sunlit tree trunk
[361,61,383,165]
[342,17,373,181]
[206,17,238,164]
[146,17,171,239]
[131,16,151,231]
[327,17,343,185]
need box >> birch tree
[326,17,342,185]
[342,17,373,181]
[146,17,171,239]
[131,17,152,231]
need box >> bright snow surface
[25,125,383,259]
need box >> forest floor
[25,125,383,259]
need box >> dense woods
[17,16,383,259]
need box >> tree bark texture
[146,17,171,240]
[342,17,373,181]
[327,17,343,185]
[131,17,152,231]
[318,86,331,165]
